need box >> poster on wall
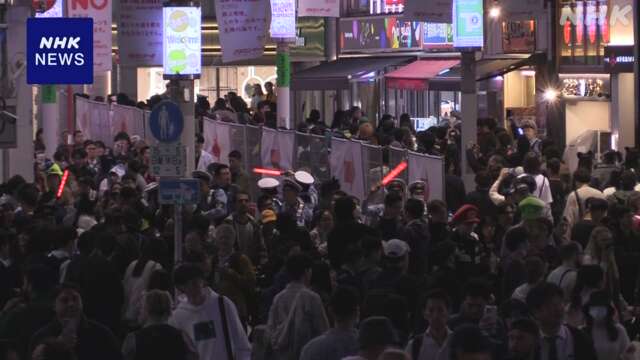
[270,0,296,38]
[118,0,163,66]
[423,22,453,49]
[162,6,201,77]
[502,20,535,53]
[215,0,268,63]
[298,0,339,17]
[67,0,112,72]
[35,0,63,17]
[403,0,452,23]
[339,17,422,52]
[453,0,483,49]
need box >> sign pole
[174,203,183,265]
[276,40,291,129]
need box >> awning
[384,59,461,91]
[429,54,545,91]
[291,57,413,91]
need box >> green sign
[276,52,291,87]
[453,0,484,48]
[42,85,56,104]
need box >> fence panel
[388,146,409,185]
[245,125,263,200]
[294,132,331,184]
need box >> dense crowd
[3,90,640,360]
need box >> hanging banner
[67,0,112,72]
[215,0,268,63]
[261,128,294,170]
[111,103,145,138]
[330,138,365,200]
[270,0,296,38]
[407,151,444,201]
[203,119,232,165]
[75,97,111,145]
[403,0,452,23]
[502,20,536,53]
[298,0,339,17]
[118,0,163,66]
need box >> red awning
[385,59,460,90]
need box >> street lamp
[543,88,559,102]
[489,1,501,18]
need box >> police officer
[294,170,318,209]
[280,178,313,228]
[257,177,283,214]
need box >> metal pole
[634,0,639,146]
[174,204,183,265]
[276,41,291,129]
[460,51,478,190]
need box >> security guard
[258,177,283,213]
[280,178,313,227]
[294,170,318,209]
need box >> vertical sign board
[26,18,93,84]
[119,0,163,66]
[453,0,484,49]
[162,6,201,77]
[35,0,63,17]
[214,0,268,63]
[270,0,297,38]
[67,0,112,72]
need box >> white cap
[383,239,410,258]
[109,165,126,178]
[144,182,159,192]
[258,177,280,189]
[294,170,314,185]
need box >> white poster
[403,0,453,23]
[163,7,201,76]
[330,138,365,200]
[203,119,231,165]
[111,104,145,138]
[298,0,339,17]
[270,0,296,38]
[118,0,163,66]
[215,0,268,63]
[67,0,112,72]
[76,97,111,145]
[408,151,444,202]
[261,128,294,170]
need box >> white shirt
[197,149,214,172]
[527,173,554,205]
[589,323,631,360]
[512,283,534,302]
[540,325,575,360]
[405,327,452,360]
[547,265,578,301]
[604,184,640,196]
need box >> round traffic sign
[149,100,184,143]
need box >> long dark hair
[570,265,604,311]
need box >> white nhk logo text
[35,36,85,66]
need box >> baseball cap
[383,239,410,258]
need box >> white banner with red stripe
[261,128,295,171]
[408,151,445,201]
[330,138,366,200]
[203,118,232,165]
[111,103,145,139]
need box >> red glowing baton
[381,161,408,186]
[56,169,69,198]
[253,167,283,176]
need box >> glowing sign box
[163,6,201,79]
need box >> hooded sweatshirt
[170,288,251,360]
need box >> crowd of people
[4,91,640,360]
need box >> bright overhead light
[544,89,559,102]
[489,6,501,18]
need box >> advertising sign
[339,17,422,52]
[162,6,201,78]
[276,53,290,87]
[404,0,452,23]
[423,22,453,49]
[152,143,187,177]
[67,0,112,72]
[35,0,63,18]
[27,18,93,84]
[604,45,635,73]
[502,20,536,53]
[453,0,484,49]
[215,0,268,63]
[119,0,163,66]
[270,0,296,38]
[158,178,199,205]
[298,0,339,17]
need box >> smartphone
[517,128,524,136]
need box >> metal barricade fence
[245,125,263,200]
[294,132,331,184]
[388,146,409,185]
[362,143,384,197]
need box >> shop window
[347,0,404,16]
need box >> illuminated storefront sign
[339,17,422,52]
[560,74,610,100]
[423,23,453,49]
[162,6,201,78]
[603,45,635,73]
[502,20,535,53]
[453,0,484,49]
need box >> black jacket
[30,317,122,360]
[400,218,431,277]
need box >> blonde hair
[143,290,173,320]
